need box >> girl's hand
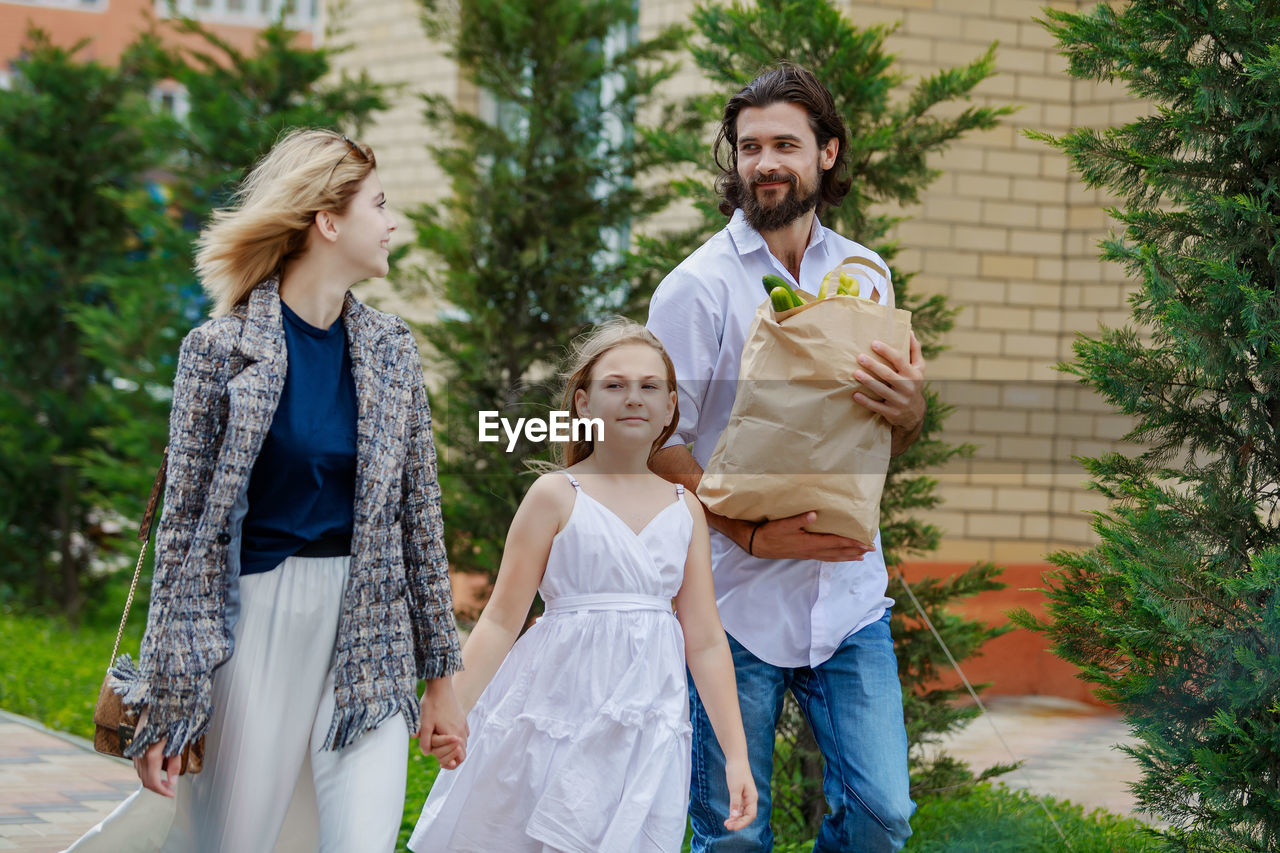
[417,677,469,761]
[723,759,758,831]
[131,709,180,798]
[429,733,466,770]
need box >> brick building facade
[0,0,317,72]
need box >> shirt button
[216,532,231,545]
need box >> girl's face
[329,170,396,279]
[575,344,676,451]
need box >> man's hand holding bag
[696,256,913,547]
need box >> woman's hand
[723,758,758,832]
[131,709,181,798]
[417,677,469,769]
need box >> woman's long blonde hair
[195,128,377,317]
[554,319,680,467]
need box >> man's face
[735,101,838,233]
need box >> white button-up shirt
[647,209,895,668]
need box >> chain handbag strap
[109,446,169,668]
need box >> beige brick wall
[321,0,459,323]
[846,0,1141,563]
[326,0,1143,565]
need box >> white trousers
[66,555,408,853]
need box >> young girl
[408,320,757,853]
[65,129,464,853]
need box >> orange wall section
[454,558,1107,706]
[897,560,1106,708]
[0,1,311,68]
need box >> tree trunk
[56,465,82,622]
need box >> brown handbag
[92,447,205,774]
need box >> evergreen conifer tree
[0,32,166,616]
[0,21,385,618]
[1016,3,1280,849]
[409,0,683,580]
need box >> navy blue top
[239,301,358,576]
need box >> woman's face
[329,170,397,279]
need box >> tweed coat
[117,279,463,758]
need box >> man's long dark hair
[714,63,852,218]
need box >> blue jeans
[688,613,914,852]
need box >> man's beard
[741,169,821,233]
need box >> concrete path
[933,695,1145,819]
[0,697,1148,851]
[0,711,137,853]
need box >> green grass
[400,745,441,849]
[901,782,1162,853]
[0,606,437,850]
[0,606,139,738]
[671,780,1161,852]
[1,609,1160,852]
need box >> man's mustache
[749,172,797,190]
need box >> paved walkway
[932,695,1144,819]
[0,711,137,853]
[0,697,1146,851]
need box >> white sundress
[409,472,694,853]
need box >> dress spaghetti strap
[562,470,681,499]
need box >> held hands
[724,759,759,832]
[428,733,466,770]
[852,333,926,434]
[745,512,875,563]
[418,677,469,770]
[132,709,181,799]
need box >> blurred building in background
[0,0,318,99]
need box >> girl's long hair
[553,319,680,468]
[195,128,376,317]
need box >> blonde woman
[65,129,465,853]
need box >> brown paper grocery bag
[696,260,912,545]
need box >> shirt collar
[726,208,765,255]
[726,208,828,260]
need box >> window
[153,0,317,31]
[150,82,190,122]
[0,0,108,9]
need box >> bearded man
[647,65,923,852]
